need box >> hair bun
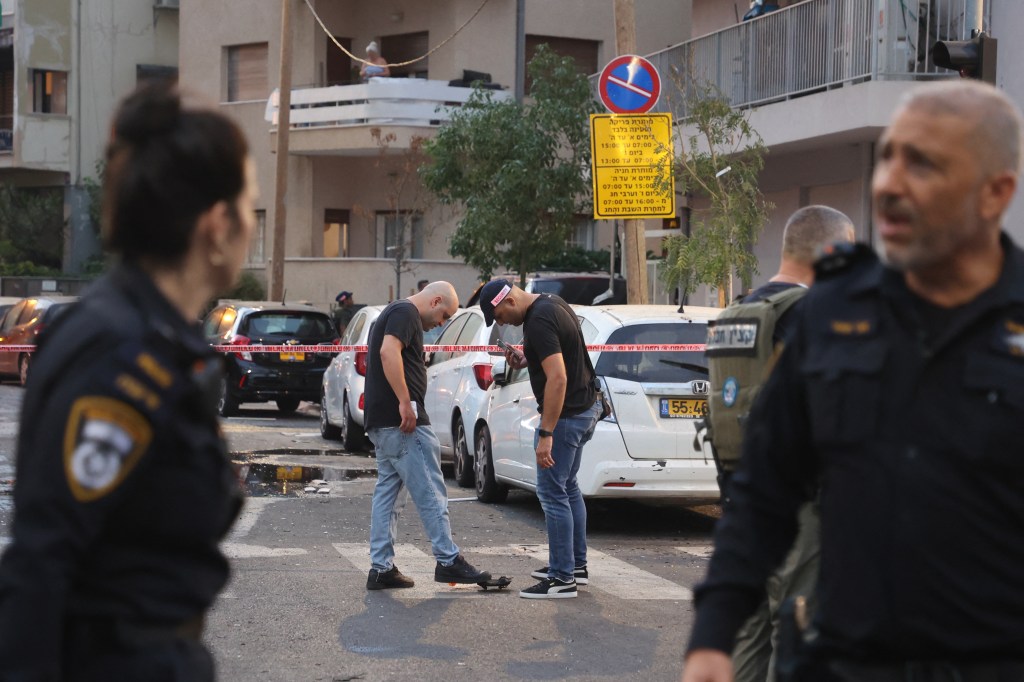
[113,82,182,145]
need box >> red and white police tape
[0,343,706,353]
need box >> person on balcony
[359,41,391,82]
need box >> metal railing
[641,0,986,115]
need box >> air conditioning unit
[154,0,180,8]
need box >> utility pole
[514,0,525,102]
[270,0,293,301]
[613,0,649,304]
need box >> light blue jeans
[367,425,460,570]
[534,400,601,582]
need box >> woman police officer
[0,82,257,680]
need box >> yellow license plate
[279,351,305,362]
[659,398,708,419]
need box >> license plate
[659,398,708,419]
[279,351,305,362]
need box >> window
[377,212,424,260]
[136,64,178,87]
[380,32,428,78]
[30,69,67,114]
[326,36,354,85]
[452,314,484,360]
[226,43,268,102]
[594,323,709,383]
[324,208,350,258]
[247,210,266,265]
[429,314,469,366]
[567,218,597,250]
[525,35,599,92]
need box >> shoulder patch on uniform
[136,352,174,389]
[1004,319,1024,357]
[63,397,152,502]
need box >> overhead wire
[301,0,494,69]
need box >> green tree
[0,185,65,271]
[421,45,600,284]
[660,79,771,306]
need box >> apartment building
[0,0,179,273]
[661,0,1024,302]
[180,0,690,307]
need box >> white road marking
[335,543,693,601]
[225,497,283,541]
[676,545,714,559]
[513,545,693,601]
[222,543,307,558]
[333,542,503,599]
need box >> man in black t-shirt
[480,279,601,599]
[363,281,492,590]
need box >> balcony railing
[639,0,984,115]
[264,78,511,130]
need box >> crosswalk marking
[333,542,503,599]
[222,542,307,558]
[333,542,694,601]
[676,545,714,558]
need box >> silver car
[320,305,383,451]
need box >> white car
[473,305,721,503]
[423,306,521,486]
[320,304,383,451]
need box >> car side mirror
[491,358,509,387]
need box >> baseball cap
[336,291,353,303]
[479,279,513,326]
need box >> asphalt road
[0,385,720,682]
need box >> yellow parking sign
[590,113,675,219]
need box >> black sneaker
[530,565,589,585]
[434,555,491,584]
[519,577,577,599]
[366,565,415,590]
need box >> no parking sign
[598,55,662,114]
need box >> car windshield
[242,312,335,340]
[594,322,708,383]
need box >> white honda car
[473,305,721,503]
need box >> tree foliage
[0,185,65,272]
[421,45,600,284]
[660,79,771,304]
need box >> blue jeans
[367,426,460,570]
[534,400,601,582]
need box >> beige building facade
[0,0,179,272]
[179,0,691,308]
[675,0,1024,304]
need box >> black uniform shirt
[0,265,242,677]
[688,235,1024,661]
[364,300,429,430]
[523,294,596,418]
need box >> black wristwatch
[538,428,554,438]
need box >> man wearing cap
[480,280,602,599]
[333,291,357,336]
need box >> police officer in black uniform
[0,82,256,681]
[683,81,1024,681]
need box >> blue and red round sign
[598,55,661,114]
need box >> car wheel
[218,378,240,417]
[320,389,341,440]
[452,415,474,488]
[18,354,30,387]
[474,425,508,503]
[340,397,365,453]
[276,397,301,414]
